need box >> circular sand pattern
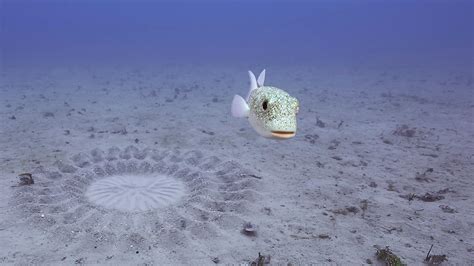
[85,175,185,212]
[11,146,262,255]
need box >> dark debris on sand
[331,206,359,215]
[416,193,445,202]
[400,188,454,202]
[241,222,257,236]
[393,124,416,138]
[250,252,271,266]
[400,192,444,202]
[415,168,435,182]
[18,173,34,186]
[304,134,319,144]
[424,244,448,265]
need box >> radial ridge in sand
[86,174,185,212]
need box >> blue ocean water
[1,0,472,67]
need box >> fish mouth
[271,131,296,139]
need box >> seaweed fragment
[400,192,445,202]
[376,246,405,266]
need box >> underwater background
[1,0,473,265]
[2,0,473,67]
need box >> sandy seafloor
[0,63,473,265]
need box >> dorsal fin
[246,70,258,101]
[257,69,266,87]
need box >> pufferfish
[231,69,299,139]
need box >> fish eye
[262,100,268,110]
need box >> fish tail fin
[231,95,249,118]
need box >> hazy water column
[0,0,472,67]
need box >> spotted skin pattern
[248,86,299,137]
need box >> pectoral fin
[231,95,250,118]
